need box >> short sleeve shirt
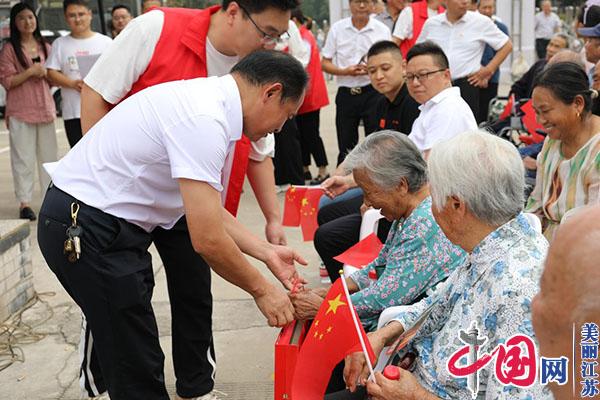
[417,11,509,80]
[535,12,561,40]
[46,33,112,120]
[48,75,243,232]
[321,17,391,88]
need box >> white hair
[428,130,525,226]
[343,130,428,192]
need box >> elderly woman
[291,131,465,332]
[342,131,551,400]
[526,62,600,240]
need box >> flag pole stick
[339,271,376,383]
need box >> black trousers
[478,82,499,124]
[335,86,380,166]
[38,185,169,399]
[273,118,305,185]
[41,186,216,398]
[296,110,329,168]
[453,77,480,122]
[314,195,392,282]
[64,118,83,148]
[536,38,550,60]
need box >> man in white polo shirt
[535,0,561,59]
[37,50,308,400]
[405,41,477,157]
[416,0,512,121]
[321,0,391,165]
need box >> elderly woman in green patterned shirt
[290,131,465,331]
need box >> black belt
[339,84,374,96]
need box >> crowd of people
[0,0,599,399]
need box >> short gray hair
[343,130,427,192]
[428,130,524,226]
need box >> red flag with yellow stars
[299,188,324,241]
[291,278,375,398]
[282,186,308,226]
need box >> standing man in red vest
[392,0,445,58]
[78,2,299,399]
[291,8,331,184]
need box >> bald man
[532,205,600,400]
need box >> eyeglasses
[239,4,290,45]
[351,0,374,5]
[404,69,446,83]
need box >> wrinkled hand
[366,370,428,400]
[265,221,287,245]
[344,331,387,392]
[265,245,308,290]
[28,63,47,78]
[322,175,354,199]
[343,64,368,76]
[254,283,295,327]
[71,79,84,92]
[467,66,492,88]
[523,156,537,171]
[289,289,324,320]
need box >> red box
[274,320,309,400]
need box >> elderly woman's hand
[289,288,324,320]
[343,330,387,392]
[366,370,432,400]
[321,175,356,199]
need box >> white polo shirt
[535,11,561,40]
[48,75,243,232]
[321,17,391,88]
[417,11,509,80]
[84,10,273,162]
[408,86,477,152]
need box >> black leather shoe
[310,173,330,185]
[19,206,37,221]
[304,170,312,181]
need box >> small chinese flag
[282,186,308,227]
[299,188,324,241]
[333,232,384,268]
[291,278,375,399]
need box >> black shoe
[310,173,330,185]
[19,207,37,221]
[304,170,312,181]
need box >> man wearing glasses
[77,2,298,400]
[405,41,477,158]
[321,0,391,166]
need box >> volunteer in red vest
[291,8,331,184]
[78,2,298,400]
[392,0,444,57]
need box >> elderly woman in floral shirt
[290,131,465,331]
[344,131,552,400]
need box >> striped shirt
[525,134,600,240]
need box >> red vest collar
[180,5,221,60]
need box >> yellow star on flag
[301,198,309,207]
[326,294,346,315]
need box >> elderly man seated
[291,131,465,331]
[343,130,552,399]
[532,205,600,400]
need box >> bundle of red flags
[282,186,324,241]
[333,232,383,268]
[291,278,375,398]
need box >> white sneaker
[275,184,290,194]
[191,391,223,400]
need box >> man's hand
[265,220,287,245]
[265,245,308,290]
[343,64,368,76]
[322,175,356,199]
[468,66,493,88]
[254,283,296,327]
[344,330,387,392]
[366,370,433,400]
[289,289,324,320]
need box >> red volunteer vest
[123,6,251,216]
[399,1,445,58]
[297,25,329,115]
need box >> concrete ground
[0,83,341,400]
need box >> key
[66,225,82,261]
[64,238,74,253]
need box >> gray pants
[8,117,57,203]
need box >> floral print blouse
[391,214,552,399]
[349,196,466,331]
